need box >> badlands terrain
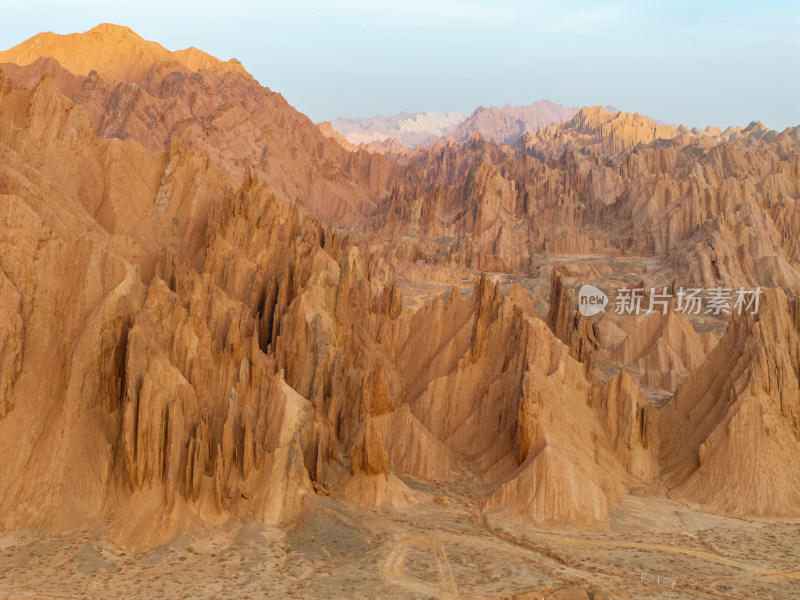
[0,23,799,599]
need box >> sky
[1,1,798,130]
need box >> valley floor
[1,473,798,600]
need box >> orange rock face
[1,24,800,549]
[1,24,396,224]
[660,290,800,516]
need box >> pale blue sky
[1,1,798,129]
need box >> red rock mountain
[448,99,586,145]
[0,24,395,223]
[1,25,800,550]
[0,23,246,83]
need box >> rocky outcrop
[484,318,629,527]
[524,106,682,159]
[593,370,659,481]
[0,257,24,418]
[547,270,600,368]
[660,289,800,516]
[610,302,711,394]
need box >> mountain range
[1,23,799,599]
[327,100,624,150]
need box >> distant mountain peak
[449,100,583,145]
[0,23,246,84]
[328,110,467,149]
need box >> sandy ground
[0,472,798,600]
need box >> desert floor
[1,466,798,600]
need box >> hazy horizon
[1,0,798,130]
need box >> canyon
[0,23,799,600]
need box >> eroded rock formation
[1,25,799,546]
